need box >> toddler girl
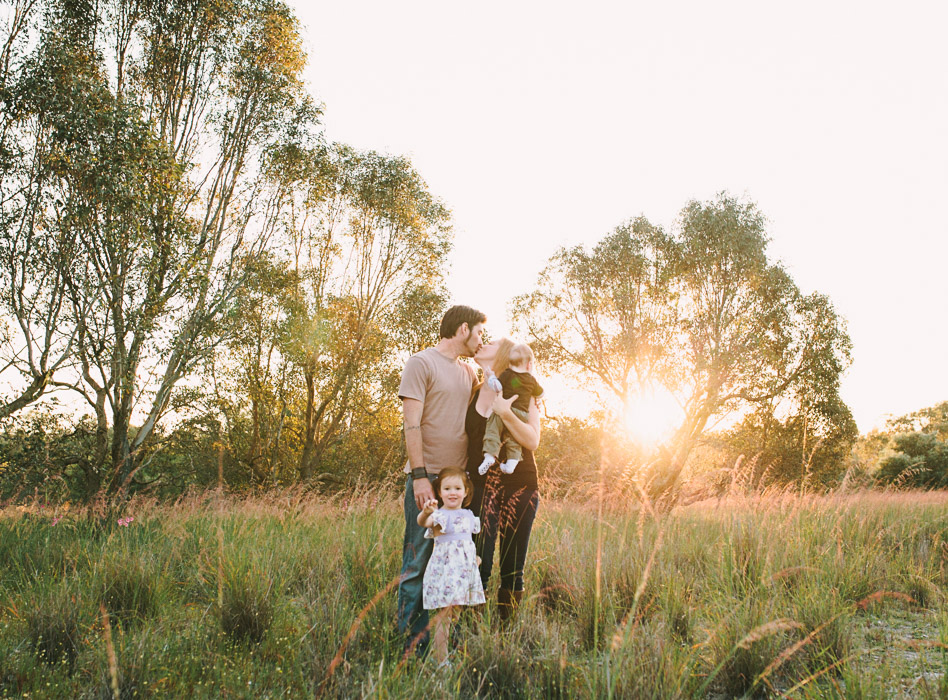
[417,467,485,664]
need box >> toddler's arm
[416,498,439,529]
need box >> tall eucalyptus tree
[0,0,316,495]
[513,194,853,500]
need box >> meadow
[1,489,946,699]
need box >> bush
[878,432,948,489]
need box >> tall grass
[0,490,946,698]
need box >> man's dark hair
[440,305,486,339]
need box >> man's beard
[461,331,479,357]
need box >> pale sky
[290,0,948,432]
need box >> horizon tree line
[0,0,891,504]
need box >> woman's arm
[492,394,541,451]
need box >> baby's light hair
[433,467,473,507]
[508,343,535,368]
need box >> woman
[467,338,541,619]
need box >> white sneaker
[499,459,519,474]
[477,454,495,475]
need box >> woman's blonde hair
[490,338,516,378]
[471,337,516,400]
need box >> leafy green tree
[873,400,948,489]
[719,395,858,488]
[885,401,948,439]
[0,0,80,419]
[654,197,851,497]
[513,194,853,501]
[512,217,676,406]
[0,409,102,502]
[206,254,302,487]
[878,431,948,489]
[268,143,451,483]
[0,0,315,497]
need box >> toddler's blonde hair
[508,343,535,368]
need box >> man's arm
[492,394,541,451]
[403,398,435,508]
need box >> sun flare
[623,386,683,448]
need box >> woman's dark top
[465,398,538,491]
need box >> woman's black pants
[470,475,539,592]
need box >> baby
[478,343,544,475]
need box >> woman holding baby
[467,338,542,619]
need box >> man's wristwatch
[411,466,428,479]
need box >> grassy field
[1,489,946,699]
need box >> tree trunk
[648,402,714,503]
[298,370,317,481]
[109,406,133,495]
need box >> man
[396,304,485,654]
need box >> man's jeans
[396,473,436,653]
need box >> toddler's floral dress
[423,508,486,609]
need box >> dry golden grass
[0,488,945,698]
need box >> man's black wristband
[411,467,428,479]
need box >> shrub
[878,432,948,489]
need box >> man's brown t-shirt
[398,347,476,475]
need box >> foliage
[197,141,451,487]
[534,416,604,500]
[0,0,77,419]
[878,431,948,489]
[0,408,103,502]
[844,400,948,491]
[0,0,453,499]
[513,193,853,500]
[514,217,676,399]
[714,394,859,489]
[0,0,317,498]
[886,401,948,440]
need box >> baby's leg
[499,407,530,474]
[478,412,504,475]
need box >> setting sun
[623,385,684,448]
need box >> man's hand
[413,477,435,510]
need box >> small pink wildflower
[117,516,135,527]
[51,516,62,526]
